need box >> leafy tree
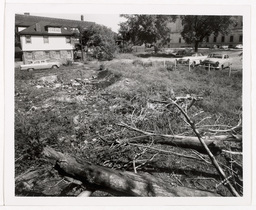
[118,15,175,52]
[180,15,237,52]
[77,24,117,61]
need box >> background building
[168,16,243,49]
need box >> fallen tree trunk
[123,135,224,155]
[119,123,242,155]
[43,146,221,197]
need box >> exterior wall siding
[20,35,74,51]
[169,33,192,48]
[20,35,74,64]
[168,32,242,49]
[201,32,242,48]
[167,16,242,49]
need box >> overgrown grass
[15,59,243,196]
[105,62,242,122]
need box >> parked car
[20,60,61,71]
[219,45,229,50]
[177,53,207,67]
[235,44,243,49]
[201,53,231,70]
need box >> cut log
[43,146,221,197]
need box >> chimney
[81,15,84,21]
[24,13,30,16]
[35,23,41,32]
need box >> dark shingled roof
[19,21,74,36]
[15,14,95,29]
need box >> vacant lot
[15,51,243,197]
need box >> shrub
[80,24,117,61]
[15,70,34,80]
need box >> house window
[44,51,50,58]
[221,36,225,42]
[48,27,61,33]
[55,51,61,59]
[239,35,242,42]
[230,35,234,42]
[66,37,71,43]
[179,37,181,43]
[213,36,217,42]
[206,37,209,42]
[71,27,79,32]
[43,36,49,44]
[25,35,31,44]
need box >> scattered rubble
[38,75,58,84]
[107,78,138,93]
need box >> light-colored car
[177,53,207,67]
[219,45,229,50]
[235,44,243,49]
[201,53,231,70]
[20,60,61,71]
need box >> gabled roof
[15,14,94,29]
[19,21,74,36]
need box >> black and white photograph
[2,0,254,208]
[13,12,244,196]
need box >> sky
[31,13,126,33]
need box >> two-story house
[18,21,75,64]
[15,14,95,63]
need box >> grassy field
[15,53,243,196]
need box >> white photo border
[3,0,252,207]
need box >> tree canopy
[180,15,237,52]
[77,24,117,60]
[118,15,175,50]
[118,15,238,52]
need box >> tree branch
[128,142,209,163]
[118,122,240,155]
[170,100,240,197]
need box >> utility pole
[80,29,84,61]
[78,26,87,62]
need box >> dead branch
[191,150,211,164]
[128,143,209,163]
[15,169,41,182]
[208,118,242,133]
[222,150,243,155]
[118,122,241,155]
[150,95,203,105]
[170,100,240,197]
[42,146,221,197]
